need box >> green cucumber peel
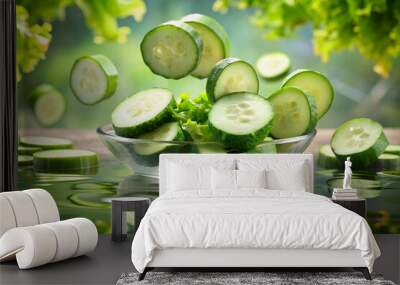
[112,88,176,138]
[206,57,259,102]
[331,118,389,168]
[181,13,230,78]
[281,69,334,119]
[141,20,203,79]
[33,149,99,171]
[29,84,66,126]
[268,87,317,139]
[70,54,118,105]
[19,136,73,150]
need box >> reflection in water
[17,158,400,234]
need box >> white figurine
[343,157,352,190]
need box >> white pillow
[236,169,267,189]
[166,159,236,192]
[238,159,308,191]
[167,163,211,191]
[211,168,237,190]
[266,165,306,191]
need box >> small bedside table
[111,197,151,242]
[331,198,366,218]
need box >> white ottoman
[0,189,98,269]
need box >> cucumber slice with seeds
[20,136,73,150]
[331,118,389,168]
[182,13,230,79]
[112,88,175,138]
[206,58,259,102]
[33,149,99,171]
[208,92,273,151]
[385,145,400,155]
[317,144,341,169]
[70,54,118,105]
[133,122,185,155]
[18,146,42,155]
[256,52,290,79]
[29,84,66,126]
[268,87,317,139]
[141,21,202,79]
[281,69,334,119]
[18,155,33,166]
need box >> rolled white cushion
[0,218,98,269]
[0,196,16,237]
[0,192,39,227]
[23,189,60,223]
[0,226,57,269]
[66,218,98,257]
[42,221,79,262]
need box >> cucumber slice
[208,92,273,151]
[317,144,341,169]
[18,155,33,166]
[331,118,389,168]
[181,13,230,78]
[372,153,400,170]
[133,122,185,155]
[385,145,400,155]
[256,52,290,79]
[33,149,99,171]
[130,122,186,167]
[141,21,202,79]
[268,87,317,139]
[206,58,259,102]
[29,84,66,126]
[70,54,118,105]
[112,88,175,138]
[19,136,73,150]
[18,146,42,155]
[281,69,334,119]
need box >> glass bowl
[97,124,316,178]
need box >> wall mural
[16,0,400,234]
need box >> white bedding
[131,190,380,273]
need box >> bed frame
[139,154,372,281]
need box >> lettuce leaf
[173,92,214,142]
[213,0,400,77]
[16,0,146,80]
[16,6,52,81]
[75,0,146,44]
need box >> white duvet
[131,190,380,273]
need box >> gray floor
[1,235,398,285]
[0,235,134,285]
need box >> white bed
[131,154,380,280]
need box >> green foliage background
[17,0,400,129]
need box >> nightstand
[111,197,151,242]
[332,198,366,218]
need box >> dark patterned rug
[116,271,395,285]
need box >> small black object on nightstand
[332,198,366,218]
[112,197,151,242]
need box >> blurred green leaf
[16,0,146,80]
[16,6,52,81]
[213,0,400,77]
